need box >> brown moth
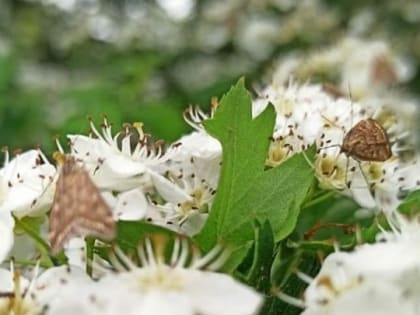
[48,154,116,254]
[341,118,392,162]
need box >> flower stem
[302,191,335,210]
[13,215,54,267]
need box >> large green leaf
[196,79,314,252]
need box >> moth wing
[48,168,80,253]
[343,119,391,162]
[48,163,115,254]
[71,167,116,241]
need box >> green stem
[302,191,336,210]
[85,236,95,277]
[13,215,54,267]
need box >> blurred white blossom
[272,37,415,99]
[96,238,263,315]
[0,264,101,315]
[301,215,420,315]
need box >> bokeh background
[1,0,420,153]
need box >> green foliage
[244,220,275,292]
[398,190,420,215]
[116,220,178,252]
[196,80,314,275]
[1,1,419,309]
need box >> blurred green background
[0,0,419,153]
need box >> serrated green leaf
[196,79,314,252]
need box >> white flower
[34,266,103,315]
[302,280,415,315]
[142,105,221,236]
[0,264,102,315]
[301,215,420,315]
[0,149,56,263]
[0,149,56,216]
[183,104,216,133]
[236,15,281,60]
[66,119,171,191]
[254,80,420,213]
[337,37,413,97]
[171,131,222,161]
[97,238,263,315]
[255,82,340,166]
[272,36,414,99]
[0,211,14,263]
[150,154,219,236]
[102,188,148,221]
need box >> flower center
[177,187,211,219]
[267,139,291,166]
[316,156,347,190]
[136,266,185,291]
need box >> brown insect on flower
[316,114,392,189]
[48,153,116,254]
[341,118,392,162]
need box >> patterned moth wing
[48,154,116,254]
[341,118,392,162]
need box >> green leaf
[270,248,301,288]
[261,253,319,315]
[398,189,420,215]
[246,220,274,292]
[196,79,314,252]
[222,242,253,274]
[116,220,177,252]
[13,215,70,266]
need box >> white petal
[69,134,151,191]
[113,189,148,220]
[349,173,376,209]
[178,213,208,236]
[0,212,14,263]
[186,271,263,315]
[64,237,86,269]
[0,150,56,215]
[35,266,92,301]
[174,131,222,161]
[150,171,191,204]
[141,290,194,315]
[303,280,415,315]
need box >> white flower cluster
[0,114,221,264]
[301,215,420,315]
[253,80,420,213]
[67,117,222,236]
[253,36,420,214]
[2,65,418,265]
[0,238,262,315]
